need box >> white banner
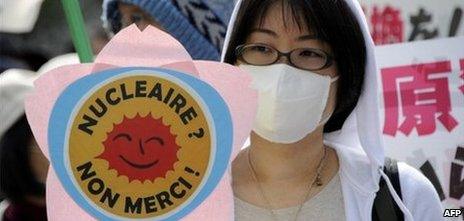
[375,36,464,219]
[359,0,464,45]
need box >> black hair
[223,0,366,132]
[0,115,45,203]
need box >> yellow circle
[68,74,212,218]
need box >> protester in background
[0,0,108,73]
[0,0,47,72]
[0,51,82,221]
[102,0,235,61]
[0,1,107,220]
[0,70,48,221]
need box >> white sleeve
[0,200,10,219]
[398,162,444,221]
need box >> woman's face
[241,2,339,122]
[118,3,164,31]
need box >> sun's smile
[119,155,159,169]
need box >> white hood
[221,0,415,220]
[0,0,44,33]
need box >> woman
[102,0,234,61]
[222,0,443,220]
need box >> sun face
[97,113,179,182]
[65,74,220,218]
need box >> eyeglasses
[235,43,334,71]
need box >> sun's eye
[113,133,132,141]
[145,136,164,146]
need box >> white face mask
[240,64,339,144]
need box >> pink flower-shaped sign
[25,25,257,220]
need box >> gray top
[234,173,346,221]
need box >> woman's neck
[248,125,326,182]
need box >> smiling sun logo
[66,73,214,219]
[97,114,179,182]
